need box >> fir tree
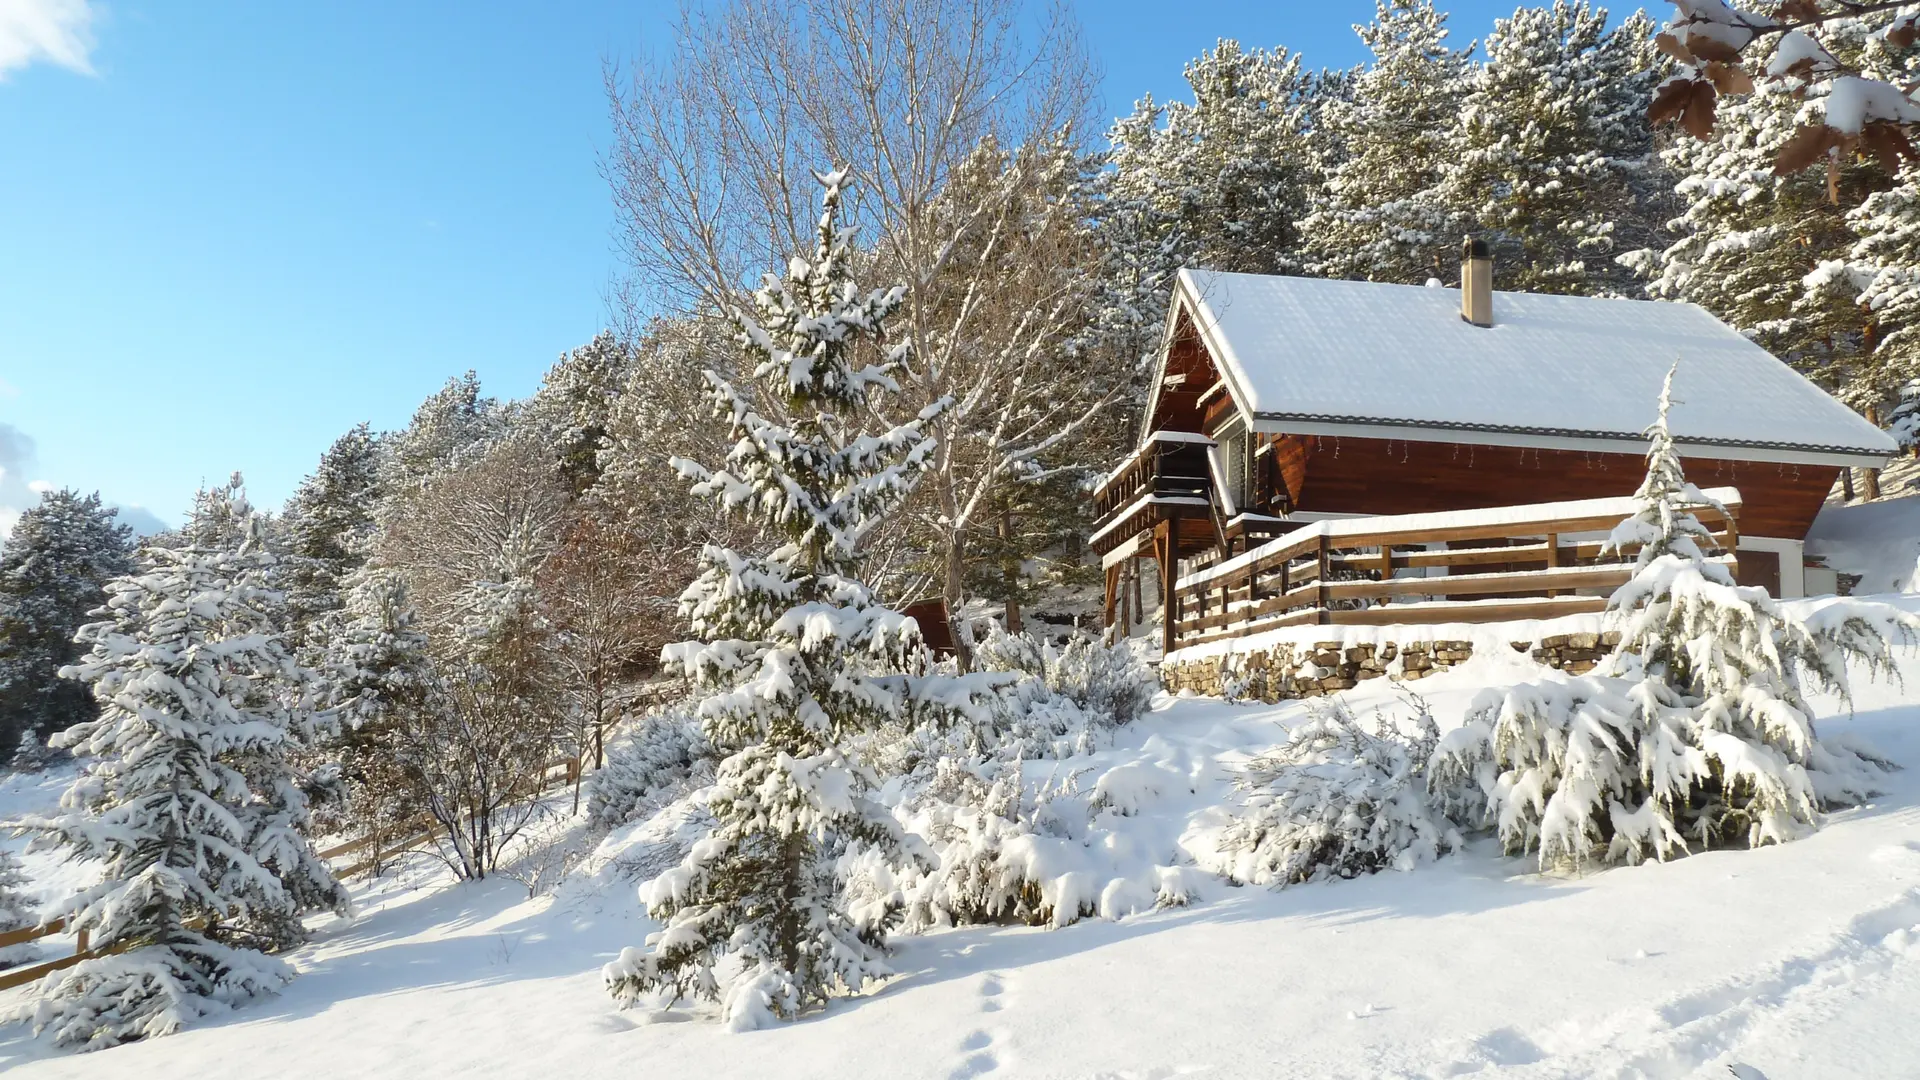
[0,848,37,970]
[0,489,136,758]
[1434,366,1917,867]
[1301,0,1475,284]
[14,492,346,1048]
[380,371,505,497]
[602,170,996,1029]
[1085,41,1332,401]
[322,566,434,855]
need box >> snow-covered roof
[1173,268,1898,467]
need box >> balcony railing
[1165,487,1742,652]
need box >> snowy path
[5,653,1920,1077]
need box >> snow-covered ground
[7,604,1920,1079]
[1809,494,1920,596]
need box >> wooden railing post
[76,927,89,954]
[1315,534,1330,625]
[1162,517,1181,656]
[1545,531,1561,598]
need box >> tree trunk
[1000,504,1021,635]
[944,531,971,672]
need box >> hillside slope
[4,608,1920,1079]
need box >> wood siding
[1289,435,1837,539]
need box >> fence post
[76,927,89,955]
[1546,531,1560,598]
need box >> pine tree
[527,331,633,493]
[1624,16,1910,407]
[322,566,434,856]
[1443,3,1670,295]
[282,423,383,651]
[602,170,995,1029]
[0,848,37,970]
[1086,41,1331,402]
[14,492,346,1048]
[0,489,136,759]
[1301,0,1475,284]
[380,371,505,498]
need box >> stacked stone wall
[1160,631,1623,700]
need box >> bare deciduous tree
[540,511,664,811]
[605,0,1124,662]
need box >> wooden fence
[0,752,590,993]
[1168,487,1742,652]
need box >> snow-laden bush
[0,848,38,969]
[974,626,1155,727]
[585,705,714,833]
[889,759,1200,930]
[1431,369,1917,870]
[1218,695,1458,886]
[6,729,65,773]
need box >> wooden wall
[1288,435,1838,540]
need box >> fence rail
[1167,487,1741,652]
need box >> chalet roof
[1172,268,1898,467]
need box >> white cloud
[0,423,170,545]
[0,422,38,540]
[0,0,97,80]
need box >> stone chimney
[1461,236,1492,327]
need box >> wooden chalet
[1095,241,1900,655]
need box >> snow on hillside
[5,602,1920,1079]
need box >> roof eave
[1247,413,1896,470]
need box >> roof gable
[1174,268,1896,465]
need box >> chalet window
[1224,430,1248,511]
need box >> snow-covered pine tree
[526,330,634,493]
[1087,42,1329,381]
[1887,376,1920,448]
[1300,0,1474,284]
[0,489,136,759]
[602,169,996,1029]
[1434,366,1917,868]
[281,423,383,653]
[1624,15,1912,408]
[1847,176,1920,417]
[322,566,433,853]
[15,491,347,1048]
[0,848,37,970]
[1442,2,1670,295]
[379,370,505,499]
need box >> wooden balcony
[1090,432,1219,559]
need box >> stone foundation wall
[1161,631,1623,700]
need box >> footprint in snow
[979,972,1008,1013]
[950,1027,1002,1078]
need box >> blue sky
[0,0,1566,531]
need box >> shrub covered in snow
[0,848,37,970]
[1431,369,1917,869]
[1218,695,1458,886]
[974,625,1155,728]
[891,759,1202,930]
[585,705,714,833]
